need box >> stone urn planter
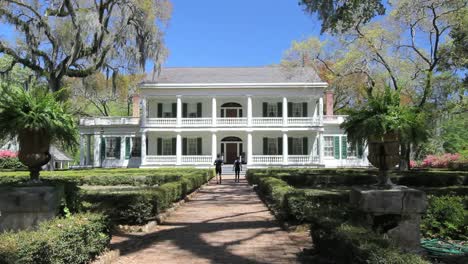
[18,129,51,181]
[367,133,400,187]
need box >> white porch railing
[252,155,283,164]
[181,118,212,127]
[146,118,177,127]
[252,117,282,126]
[287,117,322,126]
[79,117,140,126]
[323,115,346,123]
[181,155,212,164]
[216,117,248,126]
[145,155,176,164]
[288,155,320,164]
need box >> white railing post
[141,131,147,165]
[212,97,217,127]
[319,131,324,164]
[79,134,85,166]
[176,133,182,165]
[141,96,147,126]
[283,133,288,164]
[247,96,252,127]
[211,133,217,162]
[93,134,101,167]
[247,132,253,165]
[176,96,182,127]
[283,97,288,126]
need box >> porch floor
[111,174,301,264]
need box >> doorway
[221,136,243,164]
[221,102,242,118]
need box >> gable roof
[143,66,323,84]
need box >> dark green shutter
[277,102,282,117]
[221,143,224,156]
[239,109,243,117]
[263,138,268,155]
[171,138,176,155]
[182,103,188,118]
[100,138,106,160]
[146,137,148,155]
[171,103,177,117]
[302,137,308,155]
[115,138,121,159]
[197,103,202,117]
[288,137,293,155]
[302,102,308,117]
[157,138,162,155]
[157,103,163,117]
[334,136,340,159]
[221,109,225,117]
[182,138,187,155]
[277,137,282,155]
[341,136,348,159]
[125,137,131,159]
[197,138,202,155]
[262,103,267,117]
[288,102,293,117]
[357,142,364,158]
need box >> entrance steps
[221,164,247,176]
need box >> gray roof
[50,146,73,161]
[144,66,323,84]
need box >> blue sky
[163,0,321,67]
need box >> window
[324,136,334,157]
[267,103,278,117]
[105,137,120,158]
[131,137,141,157]
[347,142,357,157]
[162,138,173,155]
[291,138,303,155]
[292,103,303,117]
[267,138,278,155]
[188,138,198,155]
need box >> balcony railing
[79,117,140,126]
[181,155,212,164]
[288,155,320,164]
[251,117,282,126]
[145,155,176,164]
[323,115,346,123]
[288,117,322,126]
[181,118,212,127]
[216,117,248,126]
[146,118,177,127]
[143,117,323,127]
[252,155,283,164]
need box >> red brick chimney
[325,91,334,116]
[132,94,140,118]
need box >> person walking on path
[233,157,242,182]
[214,154,224,184]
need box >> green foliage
[421,195,467,240]
[0,157,26,170]
[0,213,110,264]
[441,115,468,154]
[0,85,77,151]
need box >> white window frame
[324,136,334,157]
[187,138,198,155]
[292,103,303,117]
[105,137,120,158]
[267,103,278,117]
[267,138,278,155]
[347,142,357,158]
[291,138,303,155]
[162,138,173,155]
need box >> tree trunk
[399,143,410,171]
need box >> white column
[247,132,253,165]
[79,134,85,166]
[93,134,101,167]
[282,97,288,126]
[176,133,182,165]
[212,97,217,126]
[176,96,182,127]
[319,131,324,164]
[87,135,92,165]
[120,136,126,160]
[211,133,217,162]
[283,133,288,164]
[247,96,252,126]
[141,132,147,165]
[319,97,324,123]
[141,96,147,126]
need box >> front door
[226,109,238,118]
[226,143,238,164]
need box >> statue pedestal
[0,185,64,232]
[350,186,427,251]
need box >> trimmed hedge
[0,213,110,264]
[247,168,468,187]
[249,174,429,263]
[0,157,26,170]
[80,170,214,225]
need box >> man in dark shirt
[233,157,242,182]
[214,154,224,184]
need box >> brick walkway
[111,174,301,264]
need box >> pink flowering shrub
[0,150,17,158]
[409,160,420,168]
[421,153,461,168]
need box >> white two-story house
[78,67,369,168]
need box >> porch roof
[143,66,324,85]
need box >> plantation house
[78,67,369,168]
